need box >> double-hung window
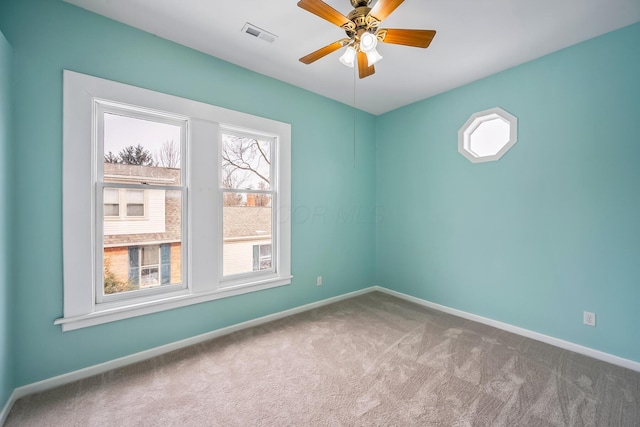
[98,102,186,303]
[59,70,291,331]
[220,129,276,280]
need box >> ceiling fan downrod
[350,0,371,7]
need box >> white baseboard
[3,284,639,423]
[0,390,18,426]
[373,286,640,373]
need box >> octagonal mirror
[458,107,518,163]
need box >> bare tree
[221,171,246,190]
[221,136,272,206]
[223,192,244,207]
[254,181,271,207]
[157,140,180,168]
[221,137,270,188]
[222,166,247,206]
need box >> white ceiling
[63,0,640,115]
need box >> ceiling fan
[298,0,436,79]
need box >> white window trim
[458,107,518,163]
[58,70,292,331]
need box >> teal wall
[0,0,376,387]
[376,23,640,362]
[0,0,639,401]
[0,29,13,409]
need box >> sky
[103,113,272,190]
[103,112,182,162]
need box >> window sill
[54,275,293,332]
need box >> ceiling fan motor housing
[346,6,379,38]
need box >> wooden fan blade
[297,0,352,28]
[299,39,350,64]
[357,51,375,79]
[369,0,404,21]
[378,29,436,48]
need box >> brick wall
[170,242,181,284]
[104,246,129,284]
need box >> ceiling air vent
[241,23,278,44]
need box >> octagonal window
[458,107,518,163]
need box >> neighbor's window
[126,244,171,288]
[103,188,120,217]
[125,189,145,217]
[60,70,292,331]
[103,188,149,219]
[253,244,272,272]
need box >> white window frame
[220,128,277,283]
[58,70,292,331]
[253,243,272,272]
[94,102,187,305]
[458,107,518,163]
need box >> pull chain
[353,64,357,168]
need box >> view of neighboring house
[103,163,272,294]
[223,193,272,276]
[103,163,182,292]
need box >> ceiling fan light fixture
[339,46,357,67]
[297,0,437,79]
[365,48,383,66]
[359,31,377,53]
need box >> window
[103,188,120,217]
[60,70,291,331]
[127,244,170,288]
[97,102,185,303]
[103,189,149,219]
[458,107,518,163]
[253,244,272,272]
[221,130,275,278]
[125,189,145,217]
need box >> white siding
[223,239,270,276]
[104,189,166,236]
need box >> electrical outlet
[317,276,323,286]
[583,311,596,327]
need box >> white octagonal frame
[458,107,518,163]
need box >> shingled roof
[104,163,180,185]
[223,206,271,240]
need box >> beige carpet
[5,292,640,426]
